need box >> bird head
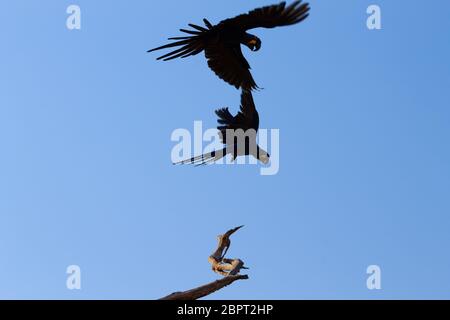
[244,34,261,52]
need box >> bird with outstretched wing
[148,1,310,91]
[174,90,270,166]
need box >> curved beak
[247,39,259,51]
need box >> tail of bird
[147,19,213,61]
[173,147,227,166]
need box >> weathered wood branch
[159,275,249,300]
[159,226,248,300]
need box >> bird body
[174,90,270,166]
[148,1,310,91]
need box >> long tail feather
[194,156,217,167]
[173,148,227,166]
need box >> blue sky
[1,1,449,299]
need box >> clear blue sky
[1,1,450,299]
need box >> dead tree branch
[159,226,248,300]
[159,275,249,300]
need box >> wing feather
[147,22,211,60]
[205,43,258,91]
[220,1,310,31]
[215,91,259,144]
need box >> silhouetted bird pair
[148,1,310,165]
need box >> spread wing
[148,19,258,91]
[215,90,259,144]
[148,2,310,90]
[220,1,310,31]
[147,20,213,61]
[205,43,258,91]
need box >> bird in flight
[148,1,310,91]
[174,90,270,166]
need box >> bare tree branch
[159,226,248,300]
[159,275,249,300]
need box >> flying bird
[174,90,270,166]
[148,1,310,91]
